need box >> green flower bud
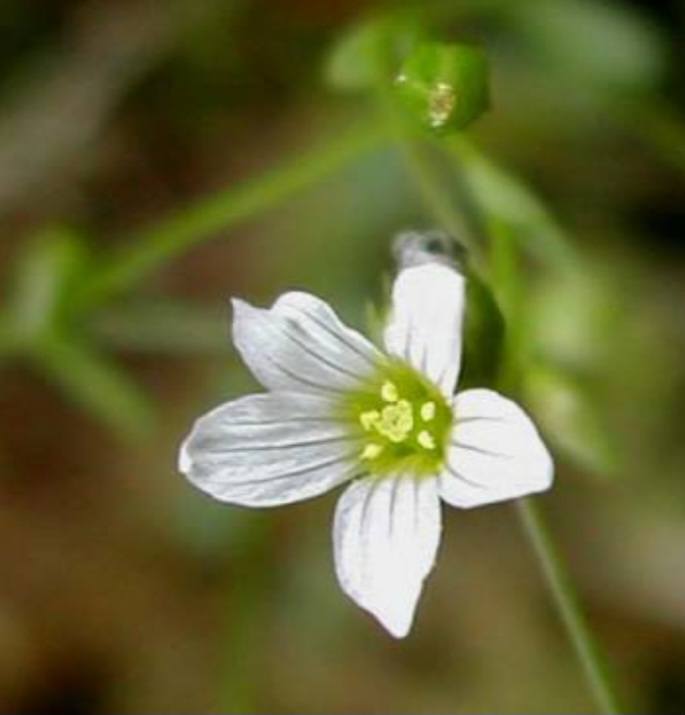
[395,42,489,134]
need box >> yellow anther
[361,443,383,460]
[359,410,380,431]
[380,380,399,402]
[417,430,436,450]
[377,399,413,443]
[420,401,436,422]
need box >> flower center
[341,360,452,476]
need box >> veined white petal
[180,392,360,507]
[439,389,553,509]
[383,264,465,396]
[273,292,382,366]
[232,293,382,395]
[333,474,441,638]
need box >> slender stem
[516,497,623,714]
[407,141,623,708]
[396,137,484,267]
[406,134,623,708]
[381,78,623,706]
[372,44,623,704]
[81,122,384,306]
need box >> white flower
[179,262,553,638]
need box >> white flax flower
[179,242,553,638]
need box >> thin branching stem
[81,122,384,306]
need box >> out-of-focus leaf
[525,364,618,478]
[1,226,154,438]
[487,219,530,392]
[460,271,506,389]
[324,16,424,92]
[363,297,386,348]
[395,42,489,134]
[509,0,664,94]
[488,219,521,317]
[6,226,91,344]
[454,140,577,270]
[92,300,228,355]
[530,262,623,371]
[324,19,384,91]
[33,337,155,438]
[171,492,269,562]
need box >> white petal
[333,474,441,638]
[232,293,382,395]
[180,392,360,507]
[383,264,466,396]
[439,389,553,509]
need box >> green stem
[516,497,623,714]
[395,136,485,270]
[371,37,621,705]
[407,143,622,707]
[81,122,384,306]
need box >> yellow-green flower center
[340,360,453,476]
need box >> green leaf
[92,299,228,355]
[486,219,531,392]
[524,364,618,478]
[6,226,91,344]
[530,262,622,371]
[460,271,506,389]
[453,140,577,270]
[395,42,489,134]
[363,297,386,348]
[33,336,155,438]
[324,16,424,92]
[510,0,664,94]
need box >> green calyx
[394,42,489,134]
[340,359,453,476]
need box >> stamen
[346,359,452,475]
[361,443,383,460]
[417,430,436,450]
[380,381,399,402]
[359,410,380,431]
[420,401,436,422]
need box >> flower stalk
[369,28,624,707]
[80,122,384,307]
[516,497,623,714]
